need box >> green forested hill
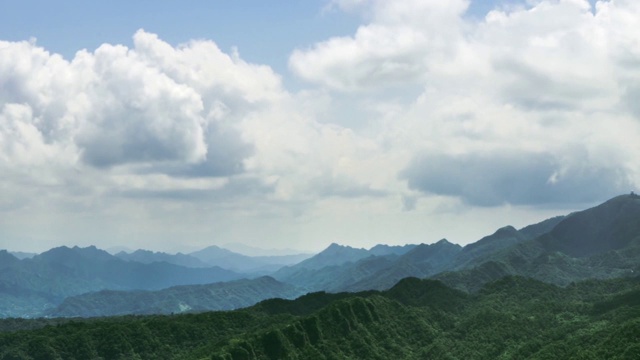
[1,276,639,359]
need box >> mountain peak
[606,192,640,204]
[326,242,346,250]
[36,245,115,264]
[0,250,19,267]
[435,238,453,245]
[496,225,517,234]
[539,193,640,257]
[283,243,370,271]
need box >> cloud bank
[1,0,640,251]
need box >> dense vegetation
[1,276,639,359]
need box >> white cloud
[2,1,640,251]
[291,0,469,91]
[290,0,640,207]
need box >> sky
[1,0,638,254]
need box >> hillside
[1,276,638,359]
[345,239,462,292]
[269,194,640,295]
[47,277,303,318]
[272,242,429,292]
[115,250,210,268]
[0,246,243,318]
[435,194,640,292]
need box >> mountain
[275,255,398,292]
[47,276,303,318]
[223,243,312,257]
[8,251,36,260]
[517,215,565,240]
[273,241,461,293]
[273,194,640,294]
[31,246,242,291]
[271,243,379,290]
[435,194,640,292]
[274,243,370,272]
[368,244,417,256]
[115,249,210,268]
[538,194,640,257]
[0,251,19,269]
[3,193,640,319]
[0,246,243,318]
[189,245,312,273]
[346,239,462,291]
[1,276,638,359]
[449,225,527,270]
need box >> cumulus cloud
[0,29,388,221]
[3,1,640,251]
[0,31,286,181]
[289,0,640,208]
[291,0,469,91]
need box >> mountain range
[47,276,303,318]
[0,246,244,318]
[1,193,639,319]
[1,275,638,359]
[273,194,640,294]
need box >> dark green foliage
[2,276,639,359]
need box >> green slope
[1,276,639,359]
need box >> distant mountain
[275,255,398,292]
[517,215,565,240]
[115,249,210,268]
[271,243,375,290]
[273,194,640,294]
[105,245,134,255]
[436,194,640,291]
[273,241,461,293]
[539,194,640,257]
[48,276,303,318]
[0,246,243,318]
[276,243,370,273]
[0,251,19,269]
[3,194,639,319]
[8,251,36,260]
[449,225,527,270]
[189,245,312,273]
[223,242,312,257]
[345,239,462,292]
[368,244,417,256]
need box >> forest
[1,276,639,359]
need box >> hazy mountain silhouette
[0,246,243,317]
[189,245,311,273]
[48,276,303,317]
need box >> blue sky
[1,1,359,75]
[0,0,521,77]
[0,0,637,254]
